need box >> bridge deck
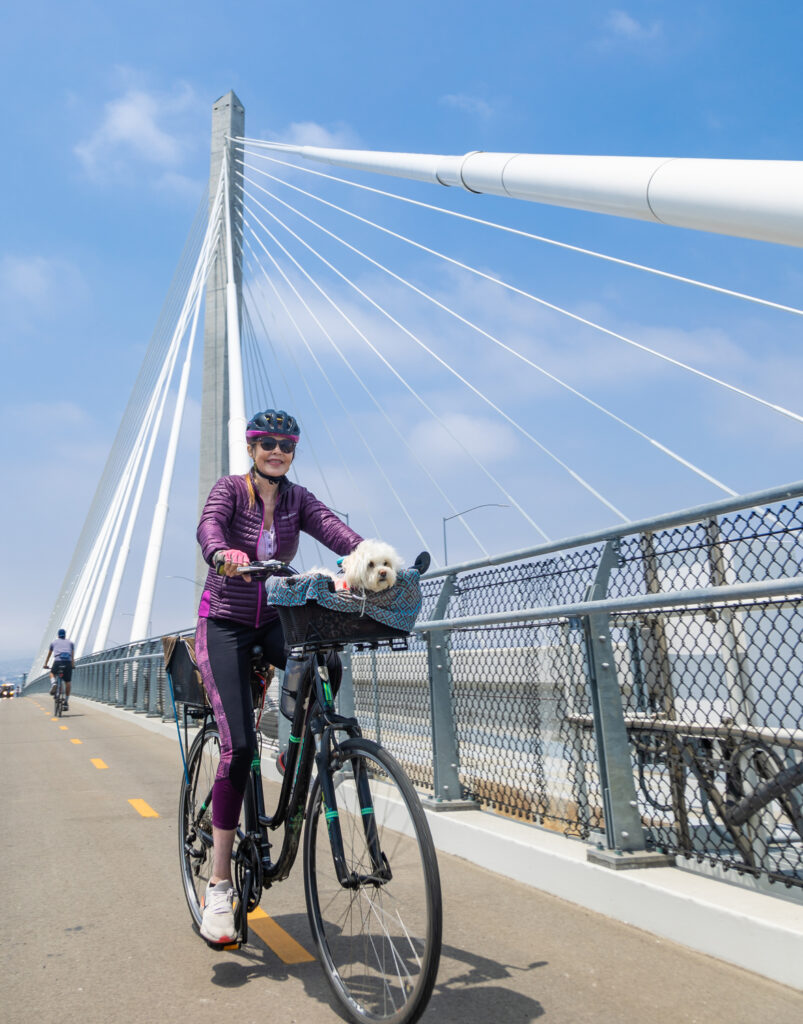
[3,696,801,1024]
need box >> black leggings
[194,615,341,829]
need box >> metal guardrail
[26,481,803,899]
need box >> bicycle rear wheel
[303,738,442,1024]
[179,725,221,927]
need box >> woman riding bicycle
[194,407,363,946]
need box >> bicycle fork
[315,741,391,888]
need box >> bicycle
[175,556,442,1024]
[51,663,68,717]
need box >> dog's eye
[368,561,374,568]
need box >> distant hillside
[0,656,32,681]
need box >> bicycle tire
[179,726,223,928]
[303,737,442,1024]
[727,758,803,827]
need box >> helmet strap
[252,465,282,485]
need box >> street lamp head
[442,503,511,567]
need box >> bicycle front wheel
[303,738,442,1024]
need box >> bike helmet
[246,409,300,441]
[57,628,66,638]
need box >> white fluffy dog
[341,539,403,593]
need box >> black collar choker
[252,466,282,485]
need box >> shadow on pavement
[209,913,546,1023]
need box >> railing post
[584,540,667,864]
[423,573,478,810]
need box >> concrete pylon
[196,91,245,597]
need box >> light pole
[329,507,350,526]
[442,504,510,567]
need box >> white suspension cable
[130,257,209,640]
[242,184,630,520]
[241,274,340,512]
[241,196,551,540]
[243,176,736,500]
[242,227,427,548]
[234,143,803,320]
[74,418,157,654]
[242,239,489,561]
[243,158,803,429]
[129,196,223,641]
[93,383,167,650]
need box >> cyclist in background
[43,628,75,710]
[194,408,363,947]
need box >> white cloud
[273,121,362,149]
[603,9,663,42]
[0,254,89,334]
[74,83,202,185]
[439,93,494,119]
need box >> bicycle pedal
[204,936,242,952]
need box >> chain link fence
[25,485,803,899]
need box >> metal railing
[26,480,803,899]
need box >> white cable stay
[96,211,224,650]
[130,257,210,640]
[241,320,345,571]
[242,183,636,518]
[240,271,345,566]
[241,195,551,540]
[241,239,488,562]
[129,190,224,642]
[74,409,159,654]
[242,227,431,550]
[242,243,380,530]
[242,158,803,431]
[66,335,190,652]
[241,274,346,514]
[232,139,803,248]
[91,314,190,648]
[234,145,803,320]
[242,175,737,501]
[92,382,168,650]
[28,194,214,677]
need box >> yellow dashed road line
[59,725,68,730]
[91,758,108,770]
[70,738,82,745]
[128,798,159,818]
[247,907,315,963]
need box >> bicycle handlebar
[225,551,431,581]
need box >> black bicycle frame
[188,647,388,908]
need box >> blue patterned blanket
[265,568,423,633]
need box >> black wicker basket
[275,601,409,648]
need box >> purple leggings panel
[194,615,287,830]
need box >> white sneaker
[200,880,237,945]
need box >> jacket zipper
[255,491,264,627]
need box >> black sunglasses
[257,437,297,454]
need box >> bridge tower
[196,91,245,591]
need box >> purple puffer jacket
[197,474,363,627]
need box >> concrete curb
[70,696,803,991]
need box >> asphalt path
[2,695,802,1024]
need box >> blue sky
[2,1,803,662]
